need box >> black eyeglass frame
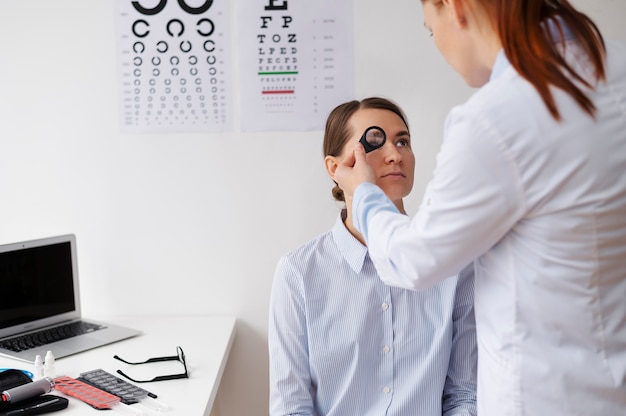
[113,346,189,383]
[359,125,387,153]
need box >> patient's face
[344,108,415,204]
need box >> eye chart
[115,0,233,133]
[237,0,354,132]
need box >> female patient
[268,97,477,416]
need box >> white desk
[0,316,236,416]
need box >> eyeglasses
[113,346,189,383]
[359,125,386,153]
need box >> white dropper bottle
[44,350,56,379]
[33,354,44,380]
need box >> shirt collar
[490,49,510,82]
[331,210,368,274]
[489,17,576,83]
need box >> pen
[0,378,55,403]
[4,397,61,415]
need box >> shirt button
[383,386,391,394]
[383,345,391,353]
[381,302,389,310]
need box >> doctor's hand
[334,143,376,202]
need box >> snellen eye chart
[116,0,233,133]
[237,0,354,132]
[115,1,352,134]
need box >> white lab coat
[353,39,626,415]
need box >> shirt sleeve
[268,256,315,416]
[442,263,477,416]
[352,105,525,290]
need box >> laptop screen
[0,241,76,330]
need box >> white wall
[0,1,624,415]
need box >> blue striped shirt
[269,213,477,415]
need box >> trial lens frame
[114,346,189,383]
[359,125,387,153]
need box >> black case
[0,370,68,415]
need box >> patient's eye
[396,137,411,148]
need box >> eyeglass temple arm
[113,354,179,365]
[144,355,179,363]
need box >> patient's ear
[324,155,340,180]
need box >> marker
[4,397,61,415]
[0,377,55,403]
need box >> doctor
[334,0,626,415]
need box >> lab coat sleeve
[353,105,525,290]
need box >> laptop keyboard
[0,321,105,352]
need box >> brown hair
[323,97,409,202]
[464,0,606,120]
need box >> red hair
[494,0,606,120]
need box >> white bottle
[33,354,44,380]
[44,350,56,379]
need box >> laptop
[0,234,141,363]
